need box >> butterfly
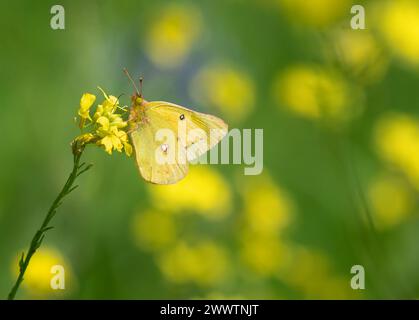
[124,70,228,185]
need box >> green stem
[7,146,91,300]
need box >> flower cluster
[73,88,132,156]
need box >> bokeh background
[1,0,419,299]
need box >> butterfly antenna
[112,93,124,107]
[139,77,143,98]
[123,68,140,95]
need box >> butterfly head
[124,68,145,104]
[132,93,144,106]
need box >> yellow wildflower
[368,175,414,230]
[93,87,121,119]
[148,166,231,219]
[157,241,230,287]
[73,133,95,145]
[96,126,131,156]
[145,4,202,69]
[239,174,293,235]
[240,232,291,276]
[74,88,132,156]
[374,113,419,190]
[332,30,389,84]
[189,65,255,123]
[273,65,359,122]
[375,0,419,65]
[280,247,357,299]
[78,93,96,128]
[11,247,74,298]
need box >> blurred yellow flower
[374,114,419,190]
[11,247,73,297]
[277,0,351,28]
[368,175,414,230]
[238,173,294,276]
[333,30,388,84]
[148,166,231,219]
[273,65,357,121]
[132,210,177,251]
[158,241,229,286]
[376,0,419,65]
[189,65,255,123]
[240,174,293,235]
[240,233,291,276]
[281,247,355,299]
[145,4,202,69]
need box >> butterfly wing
[130,101,228,185]
[130,108,189,185]
[148,101,228,162]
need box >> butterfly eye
[179,114,185,120]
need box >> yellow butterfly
[125,70,228,185]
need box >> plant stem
[7,147,91,300]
